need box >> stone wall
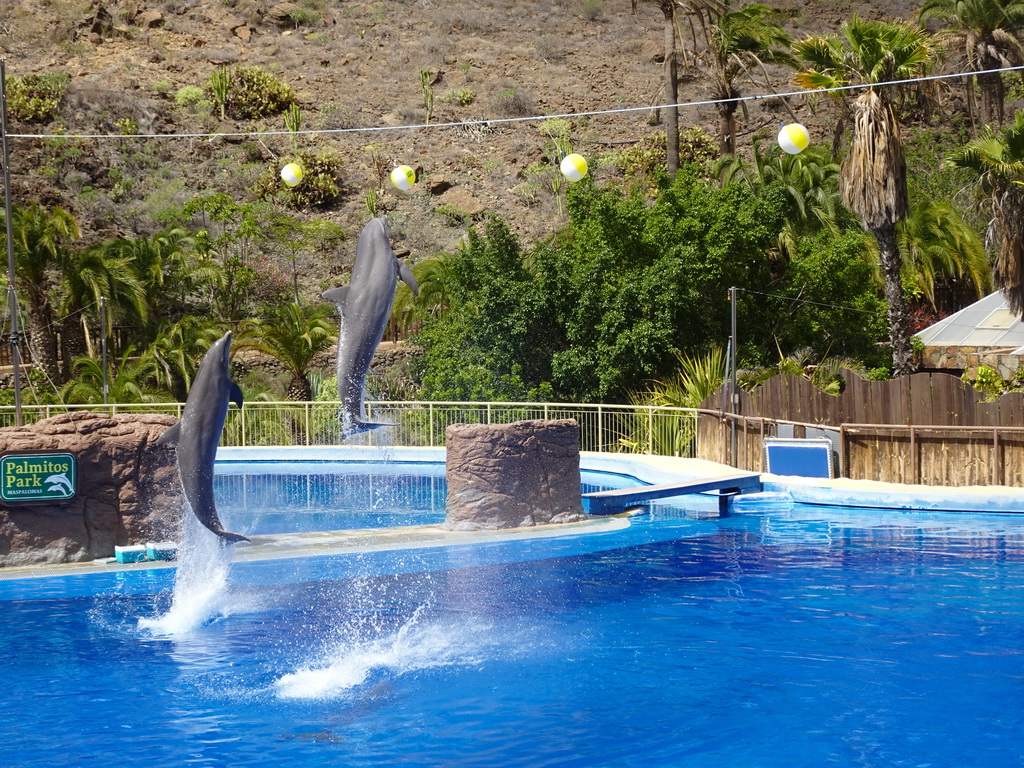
[924,345,1022,380]
[0,412,182,567]
[444,419,586,530]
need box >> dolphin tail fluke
[215,530,250,544]
[341,418,397,440]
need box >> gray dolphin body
[157,331,248,543]
[323,216,418,438]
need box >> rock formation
[444,419,586,530]
[0,412,182,567]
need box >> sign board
[763,438,835,479]
[0,452,78,504]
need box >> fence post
[647,407,653,454]
[429,402,435,446]
[305,402,311,447]
[598,405,605,452]
[487,402,492,425]
[993,428,1000,486]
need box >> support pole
[0,60,21,427]
[729,286,738,466]
[100,295,108,405]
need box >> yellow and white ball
[391,165,416,191]
[777,123,810,155]
[281,162,303,187]
[560,153,588,181]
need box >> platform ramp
[582,473,762,516]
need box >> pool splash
[138,510,240,636]
[275,605,487,700]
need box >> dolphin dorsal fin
[230,382,244,410]
[156,422,181,447]
[323,286,349,309]
[398,260,419,296]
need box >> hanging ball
[391,165,416,191]
[777,123,810,155]
[560,153,588,181]
[281,162,303,187]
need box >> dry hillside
[0,0,933,297]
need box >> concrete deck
[0,516,630,581]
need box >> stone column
[444,418,586,530]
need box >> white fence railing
[0,401,699,456]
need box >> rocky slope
[0,0,929,293]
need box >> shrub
[7,72,70,122]
[253,147,345,209]
[440,88,475,106]
[495,87,533,117]
[175,85,206,108]
[213,66,297,120]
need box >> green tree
[2,203,79,383]
[416,219,558,401]
[947,109,1024,313]
[774,228,889,365]
[794,17,936,376]
[540,168,786,400]
[919,0,1024,127]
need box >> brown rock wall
[0,412,182,567]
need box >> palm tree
[717,141,844,257]
[947,109,1024,313]
[245,303,336,401]
[632,0,687,174]
[1,203,79,383]
[919,0,1024,127]
[794,17,936,376]
[58,243,148,381]
[703,2,794,154]
[897,197,991,311]
[146,316,225,401]
[60,348,172,404]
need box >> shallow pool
[2,463,1023,767]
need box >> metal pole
[729,286,738,466]
[0,60,21,427]
[99,295,108,405]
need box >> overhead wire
[6,63,1024,142]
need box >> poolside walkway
[0,516,630,581]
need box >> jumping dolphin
[156,331,248,543]
[323,216,418,438]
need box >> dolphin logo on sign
[43,472,74,498]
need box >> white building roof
[916,291,1024,351]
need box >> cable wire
[7,63,1023,142]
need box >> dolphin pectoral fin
[398,260,419,296]
[156,423,181,446]
[230,382,244,410]
[323,286,349,308]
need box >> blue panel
[764,439,834,478]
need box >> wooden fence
[698,370,1024,487]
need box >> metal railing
[0,400,700,456]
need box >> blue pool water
[2,464,1024,767]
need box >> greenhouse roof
[916,291,1024,351]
